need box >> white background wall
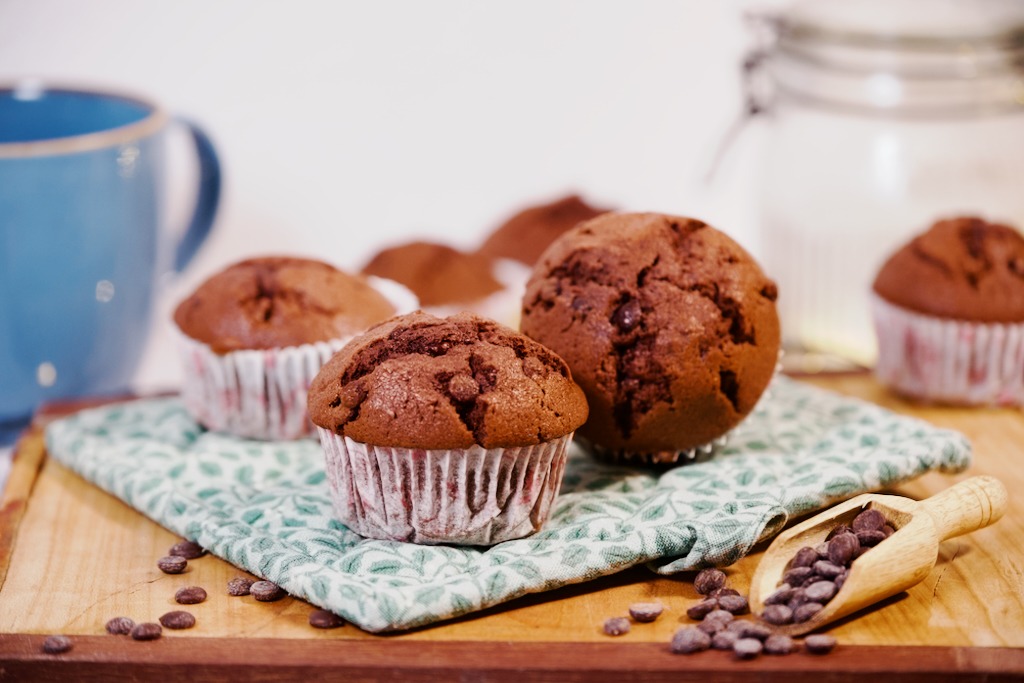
[0,0,771,391]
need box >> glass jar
[753,0,1024,366]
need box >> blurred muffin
[478,194,609,266]
[173,256,413,440]
[872,216,1024,405]
[521,212,780,465]
[308,311,588,545]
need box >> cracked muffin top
[307,311,588,449]
[361,241,503,307]
[477,194,610,266]
[174,256,397,354]
[520,212,780,457]
[873,216,1024,322]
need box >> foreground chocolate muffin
[872,216,1024,405]
[308,311,588,544]
[521,212,780,463]
[173,256,408,440]
[477,194,609,265]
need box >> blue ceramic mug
[0,82,221,442]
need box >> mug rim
[0,81,170,159]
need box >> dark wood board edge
[1,637,1023,683]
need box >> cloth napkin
[45,377,971,632]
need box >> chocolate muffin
[477,194,609,265]
[361,241,502,308]
[173,256,407,440]
[521,212,780,463]
[872,216,1024,405]
[308,311,588,544]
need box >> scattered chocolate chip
[603,616,631,636]
[611,299,643,332]
[105,616,135,635]
[730,620,773,641]
[764,583,795,606]
[718,594,749,615]
[827,533,860,566]
[694,568,727,595]
[804,634,838,654]
[698,610,733,634]
[686,598,719,620]
[628,602,664,623]
[805,580,838,603]
[227,576,255,596]
[250,580,286,602]
[764,634,797,655]
[852,508,886,533]
[168,540,206,559]
[671,626,711,654]
[734,637,763,659]
[712,630,739,650]
[159,610,196,630]
[174,586,207,605]
[793,602,824,623]
[157,555,187,575]
[309,609,346,629]
[42,635,73,654]
[709,587,740,599]
[130,623,162,641]
[790,547,819,569]
[760,604,793,625]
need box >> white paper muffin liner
[317,430,573,545]
[173,276,419,440]
[872,294,1024,406]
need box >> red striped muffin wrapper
[872,294,1024,406]
[317,430,573,545]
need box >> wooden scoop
[748,475,1007,635]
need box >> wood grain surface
[1,374,1023,682]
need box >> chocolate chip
[760,604,793,625]
[852,508,886,533]
[764,634,796,655]
[718,594,749,615]
[733,637,763,659]
[764,583,795,606]
[729,620,773,641]
[834,572,848,591]
[130,623,163,641]
[309,609,346,629]
[686,598,719,620]
[227,576,255,596]
[168,540,206,559]
[611,299,642,332]
[882,524,895,537]
[711,630,739,650]
[825,524,853,541]
[789,547,819,569]
[787,587,811,610]
[340,382,367,409]
[827,533,860,566]
[175,586,208,605]
[698,610,734,634]
[812,560,845,579]
[694,568,727,595]
[603,616,631,636]
[157,555,187,575]
[805,580,838,603]
[42,635,73,654]
[670,626,711,654]
[793,602,824,623]
[709,587,740,599]
[628,602,664,623]
[447,374,480,402]
[250,580,286,602]
[105,616,135,635]
[782,566,813,587]
[856,529,887,547]
[159,610,196,630]
[804,634,838,654]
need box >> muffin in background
[872,216,1024,405]
[173,256,415,440]
[521,212,780,465]
[477,194,610,266]
[307,311,588,545]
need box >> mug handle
[172,117,222,272]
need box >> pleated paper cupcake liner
[317,430,573,545]
[872,294,1024,406]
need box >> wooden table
[1,374,1022,682]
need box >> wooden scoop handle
[920,476,1007,542]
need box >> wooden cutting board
[1,374,1023,682]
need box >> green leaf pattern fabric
[45,377,971,632]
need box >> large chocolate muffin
[361,241,503,308]
[308,311,588,449]
[477,194,609,265]
[520,212,780,462]
[174,256,395,354]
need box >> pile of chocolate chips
[761,507,893,626]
